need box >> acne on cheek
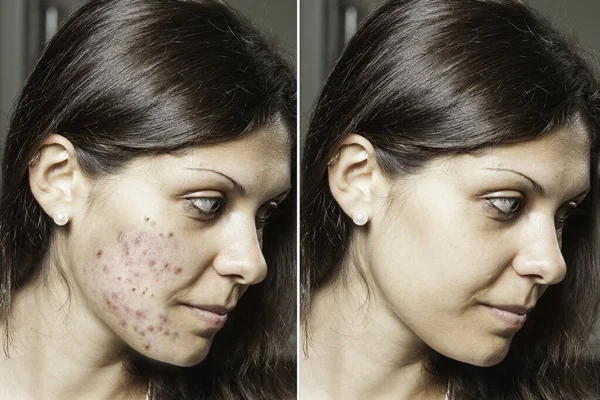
[87,217,185,346]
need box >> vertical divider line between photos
[295,0,301,397]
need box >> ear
[327,134,388,225]
[28,134,89,226]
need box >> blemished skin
[0,125,291,400]
[301,124,590,400]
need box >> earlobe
[327,134,384,225]
[28,134,85,225]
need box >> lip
[484,304,532,330]
[184,304,232,329]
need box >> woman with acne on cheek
[300,0,600,399]
[0,0,296,399]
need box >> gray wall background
[0,0,296,162]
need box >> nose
[212,218,268,285]
[511,219,567,285]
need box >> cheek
[373,207,508,310]
[83,225,188,348]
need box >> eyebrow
[184,167,245,194]
[485,167,545,194]
[484,167,591,200]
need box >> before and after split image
[0,0,599,399]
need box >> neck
[301,266,446,400]
[0,259,147,400]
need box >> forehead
[459,124,591,191]
[172,124,291,190]
[97,124,292,198]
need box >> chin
[139,338,213,367]
[439,336,512,367]
[463,341,511,367]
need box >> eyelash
[485,197,581,229]
[188,197,225,221]
[187,197,282,229]
[256,201,281,231]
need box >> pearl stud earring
[352,211,369,226]
[53,210,69,226]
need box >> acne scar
[145,344,151,350]
[175,268,182,274]
[96,250,103,258]
[148,326,154,332]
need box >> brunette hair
[301,0,600,398]
[0,0,296,399]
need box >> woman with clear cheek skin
[300,1,600,399]
[0,1,296,400]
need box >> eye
[256,201,280,231]
[554,201,578,230]
[486,197,522,218]
[188,197,225,221]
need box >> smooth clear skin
[301,125,590,400]
[0,126,291,400]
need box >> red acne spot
[160,315,168,323]
[175,268,182,274]
[168,232,174,238]
[120,320,127,328]
[124,306,131,313]
[157,326,163,332]
[140,331,146,337]
[145,344,151,350]
[148,326,154,332]
[149,260,156,267]
[118,232,125,243]
[96,250,103,258]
